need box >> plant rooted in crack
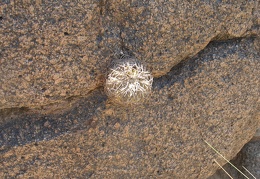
[105,58,153,105]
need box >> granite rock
[0,38,259,178]
[208,134,260,179]
[0,0,259,109]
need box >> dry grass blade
[213,159,234,179]
[242,166,256,179]
[204,140,250,179]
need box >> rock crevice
[0,0,259,110]
[0,37,259,178]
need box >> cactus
[105,58,153,105]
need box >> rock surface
[208,133,260,179]
[0,38,259,178]
[0,0,259,109]
[239,141,260,179]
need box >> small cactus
[105,58,153,105]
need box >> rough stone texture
[208,138,260,179]
[251,128,260,141]
[0,38,259,178]
[0,0,106,109]
[239,141,260,179]
[0,0,259,109]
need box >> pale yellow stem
[213,159,234,179]
[204,140,249,179]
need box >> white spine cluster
[105,59,153,105]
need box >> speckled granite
[0,38,259,178]
[0,0,259,109]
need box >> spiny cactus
[105,58,153,105]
